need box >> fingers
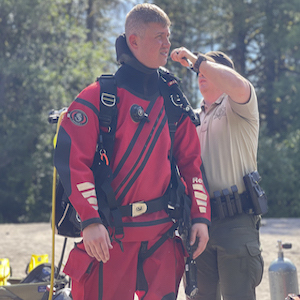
[171,47,196,68]
[170,47,189,67]
[83,223,113,263]
[86,241,109,263]
[193,237,208,259]
[190,223,209,259]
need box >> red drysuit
[54,35,210,300]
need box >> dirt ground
[1,218,300,300]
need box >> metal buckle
[101,92,116,107]
[131,201,147,217]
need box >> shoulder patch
[69,109,88,126]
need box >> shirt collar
[200,93,227,112]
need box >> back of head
[205,51,235,69]
[125,3,171,38]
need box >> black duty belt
[119,196,167,218]
[210,189,254,220]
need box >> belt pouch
[213,191,225,219]
[243,171,268,215]
[231,185,243,214]
[222,188,234,217]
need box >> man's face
[198,72,211,94]
[134,23,171,69]
[198,71,223,104]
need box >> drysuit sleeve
[54,81,103,230]
[173,116,211,225]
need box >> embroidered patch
[214,106,226,120]
[69,110,88,126]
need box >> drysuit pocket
[63,245,95,283]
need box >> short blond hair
[125,3,171,38]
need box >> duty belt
[119,196,167,218]
[210,186,254,220]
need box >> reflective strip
[82,190,96,198]
[87,197,98,206]
[58,203,70,227]
[192,183,205,193]
[199,207,207,213]
[194,191,208,201]
[92,205,98,211]
[196,199,207,206]
[77,182,95,191]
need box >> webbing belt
[119,196,167,218]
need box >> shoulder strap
[158,68,209,193]
[94,75,125,244]
[158,67,200,161]
[97,74,118,162]
[158,67,200,126]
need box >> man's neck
[202,91,223,108]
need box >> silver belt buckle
[131,201,147,217]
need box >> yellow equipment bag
[0,258,11,285]
[26,254,49,274]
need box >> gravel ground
[1,218,300,300]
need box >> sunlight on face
[135,23,171,69]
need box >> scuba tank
[269,240,299,300]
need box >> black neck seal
[115,34,157,75]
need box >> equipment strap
[138,221,178,261]
[119,195,167,218]
[97,74,118,161]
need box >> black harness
[92,69,199,245]
[54,68,204,245]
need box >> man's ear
[128,34,138,50]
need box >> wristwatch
[193,54,207,73]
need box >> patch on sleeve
[69,110,88,126]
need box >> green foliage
[0,0,118,222]
[0,0,300,221]
[155,0,300,217]
[258,128,300,217]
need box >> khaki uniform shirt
[196,83,259,197]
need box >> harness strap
[97,74,118,161]
[136,222,178,298]
[119,195,167,217]
[138,222,178,261]
[158,72,182,161]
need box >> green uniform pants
[192,214,264,300]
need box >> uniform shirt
[54,49,210,242]
[196,83,259,197]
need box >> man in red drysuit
[54,3,210,300]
